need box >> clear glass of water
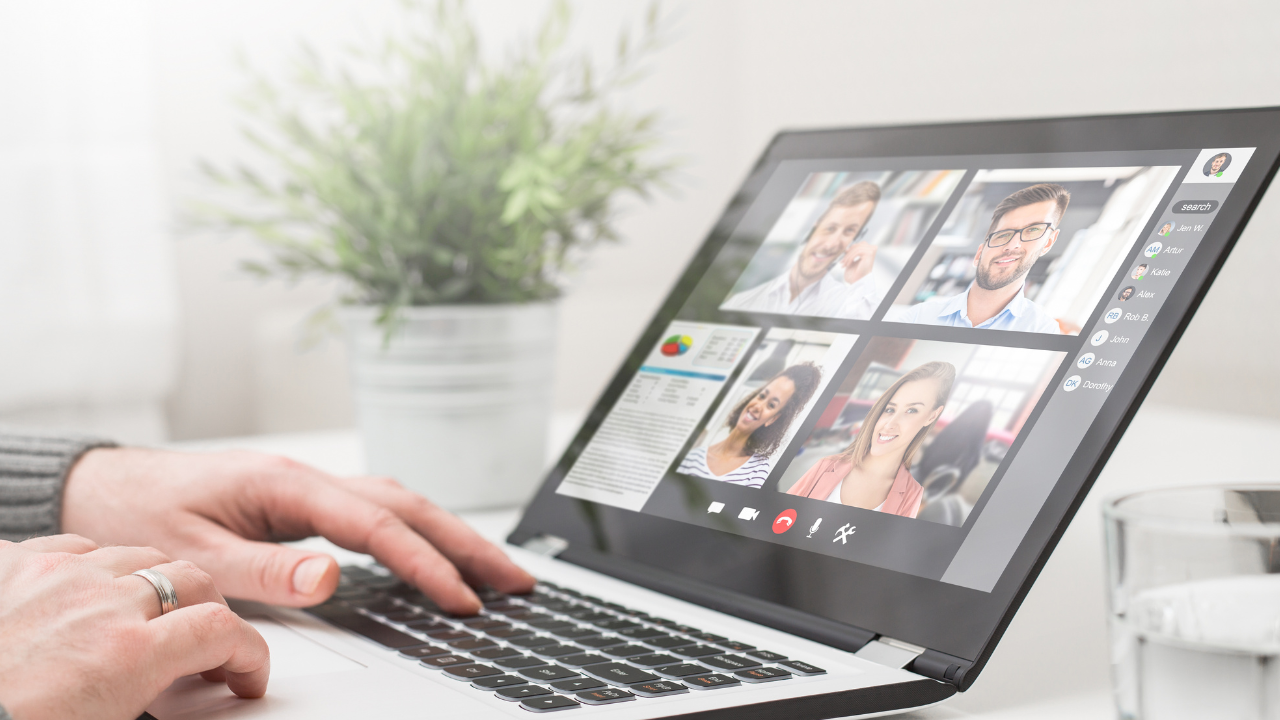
[1105,485,1280,720]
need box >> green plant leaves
[193,0,674,332]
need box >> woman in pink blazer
[787,361,955,519]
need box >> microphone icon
[806,518,822,538]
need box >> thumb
[190,525,341,607]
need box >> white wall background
[3,0,1280,442]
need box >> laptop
[149,107,1280,719]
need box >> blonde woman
[786,361,955,518]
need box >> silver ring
[132,568,179,616]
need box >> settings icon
[832,523,856,544]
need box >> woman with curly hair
[678,362,823,488]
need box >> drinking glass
[1105,485,1280,720]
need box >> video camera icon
[738,507,760,521]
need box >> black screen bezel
[508,107,1280,683]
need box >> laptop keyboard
[306,565,827,713]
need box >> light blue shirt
[886,283,1062,334]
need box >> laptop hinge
[907,648,972,688]
[853,636,926,669]
[520,534,569,558]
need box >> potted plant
[197,0,673,509]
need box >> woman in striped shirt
[678,362,823,488]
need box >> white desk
[174,403,1280,718]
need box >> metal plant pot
[340,302,556,511]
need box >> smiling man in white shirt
[889,183,1069,334]
[721,181,883,319]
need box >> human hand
[840,241,878,284]
[61,448,535,615]
[0,534,269,720]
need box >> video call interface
[555,147,1255,592]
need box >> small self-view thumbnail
[886,166,1180,334]
[676,328,857,489]
[776,337,1064,526]
[721,169,964,320]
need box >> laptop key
[779,660,827,676]
[420,654,475,669]
[528,619,575,631]
[716,640,756,652]
[450,637,497,651]
[685,674,741,690]
[496,656,551,669]
[747,650,787,662]
[644,635,696,650]
[550,627,598,640]
[306,605,426,649]
[504,610,547,622]
[383,609,426,622]
[552,677,605,693]
[463,619,509,631]
[474,646,524,660]
[472,675,528,689]
[488,626,535,639]
[398,645,449,659]
[352,597,400,614]
[628,653,678,667]
[702,655,761,671]
[575,635,626,648]
[601,644,651,658]
[520,665,580,682]
[688,632,727,644]
[405,620,453,633]
[629,680,690,697]
[617,626,666,640]
[653,663,712,679]
[519,695,580,712]
[530,644,584,658]
[576,688,635,705]
[566,611,613,623]
[511,635,559,648]
[444,664,503,681]
[673,645,723,658]
[595,619,638,631]
[557,654,608,667]
[736,667,793,683]
[427,630,473,642]
[496,685,552,702]
[581,663,658,687]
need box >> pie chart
[661,334,694,357]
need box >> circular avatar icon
[1104,308,1123,324]
[772,509,797,534]
[1145,241,1162,258]
[1063,375,1082,392]
[1077,353,1096,369]
[1091,330,1109,346]
[660,334,694,357]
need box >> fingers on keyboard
[312,568,826,708]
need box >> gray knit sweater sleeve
[0,431,115,542]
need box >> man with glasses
[888,183,1069,333]
[722,181,883,319]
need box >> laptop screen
[512,110,1280,669]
